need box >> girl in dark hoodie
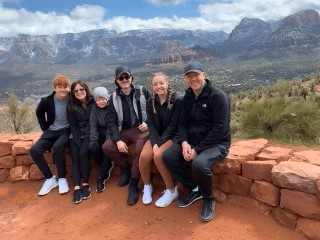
[67,80,95,204]
[139,72,182,207]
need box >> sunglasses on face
[118,75,131,81]
[73,88,85,94]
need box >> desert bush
[5,93,37,134]
[238,97,320,145]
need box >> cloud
[146,0,187,6]
[199,0,320,32]
[0,1,320,37]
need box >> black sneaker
[96,177,106,193]
[105,161,115,181]
[201,199,216,222]
[73,189,82,204]
[118,164,131,187]
[81,185,91,200]
[127,178,139,206]
[176,190,203,208]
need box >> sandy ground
[0,169,305,240]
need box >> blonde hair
[150,72,173,114]
[52,74,70,88]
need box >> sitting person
[139,72,181,207]
[89,87,114,193]
[67,80,95,204]
[102,66,151,206]
[162,61,231,222]
[29,74,71,196]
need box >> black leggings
[70,136,90,186]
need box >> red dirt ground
[0,170,305,240]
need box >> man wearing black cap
[102,66,151,205]
[162,61,231,221]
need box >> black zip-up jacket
[67,96,95,143]
[89,104,110,142]
[179,79,231,154]
[36,92,56,131]
[146,93,182,147]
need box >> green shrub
[239,97,320,145]
[6,93,37,134]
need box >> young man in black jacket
[29,75,71,196]
[102,66,151,206]
[162,61,231,222]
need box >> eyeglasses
[73,88,85,94]
[118,75,131,81]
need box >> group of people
[29,61,231,222]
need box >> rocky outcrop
[0,133,319,239]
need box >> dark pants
[102,128,147,179]
[90,134,112,179]
[70,136,90,186]
[162,142,229,200]
[29,129,69,179]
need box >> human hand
[182,141,192,161]
[138,122,148,132]
[186,149,197,161]
[116,140,129,154]
[153,144,159,154]
[89,141,99,153]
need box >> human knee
[153,151,163,164]
[29,144,42,156]
[192,158,207,174]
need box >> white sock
[192,187,198,192]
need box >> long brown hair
[68,80,91,113]
[150,72,173,114]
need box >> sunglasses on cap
[118,75,131,81]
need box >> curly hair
[150,72,172,114]
[52,74,70,88]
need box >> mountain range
[0,9,319,65]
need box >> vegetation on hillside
[231,73,320,146]
[1,72,320,147]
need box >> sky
[0,0,320,37]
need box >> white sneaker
[58,178,70,194]
[38,176,58,196]
[142,184,153,205]
[155,186,179,208]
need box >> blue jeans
[162,142,229,200]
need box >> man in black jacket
[29,75,71,196]
[162,61,231,222]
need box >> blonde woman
[139,72,182,207]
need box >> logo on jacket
[202,104,207,108]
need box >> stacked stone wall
[0,134,320,239]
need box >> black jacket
[179,80,231,154]
[36,92,56,131]
[67,96,95,142]
[146,93,181,147]
[89,104,110,142]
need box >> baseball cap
[115,66,131,79]
[184,61,204,75]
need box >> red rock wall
[0,134,320,239]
